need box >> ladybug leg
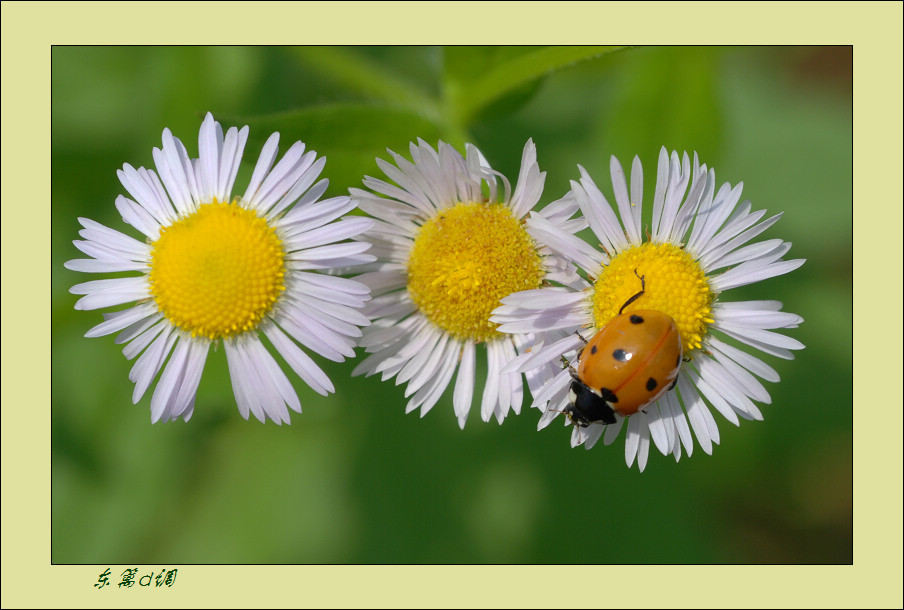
[561,357,582,385]
[571,330,590,361]
[575,424,585,446]
[559,355,573,371]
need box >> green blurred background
[51,46,852,564]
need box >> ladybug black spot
[600,387,618,404]
[612,348,628,362]
[590,345,598,355]
[646,377,658,391]
[630,314,644,325]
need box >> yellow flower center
[148,200,286,340]
[407,202,545,343]
[591,242,714,353]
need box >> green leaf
[229,104,446,196]
[444,46,627,127]
[444,47,544,84]
[597,47,725,166]
[288,47,440,121]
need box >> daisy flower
[491,148,805,470]
[65,113,374,424]
[350,139,584,428]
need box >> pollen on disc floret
[406,202,545,343]
[591,242,714,353]
[148,199,286,340]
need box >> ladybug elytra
[565,271,682,427]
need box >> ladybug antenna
[619,269,646,315]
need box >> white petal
[602,416,624,446]
[684,366,740,426]
[409,339,459,417]
[647,404,671,456]
[395,324,444,385]
[509,139,545,219]
[663,390,693,457]
[493,342,512,422]
[711,257,806,292]
[267,155,326,220]
[498,338,523,418]
[150,335,190,422]
[453,341,476,427]
[404,333,451,397]
[117,164,173,225]
[706,344,772,403]
[170,339,210,419]
[64,259,147,273]
[280,196,359,236]
[655,151,691,241]
[650,148,670,237]
[115,195,160,240]
[76,217,150,258]
[610,154,641,245]
[493,311,589,335]
[115,312,164,346]
[263,322,334,395]
[85,303,158,338]
[221,125,249,201]
[480,340,501,422]
[497,287,587,311]
[122,320,166,360]
[286,217,374,250]
[247,336,301,415]
[705,238,785,271]
[224,339,261,422]
[526,213,604,274]
[287,241,373,262]
[198,112,221,201]
[707,337,780,382]
[686,181,744,255]
[667,154,708,244]
[276,307,355,362]
[130,325,176,403]
[636,420,651,472]
[249,141,308,212]
[71,239,145,263]
[574,167,628,253]
[678,374,713,455]
[72,277,150,310]
[701,214,784,269]
[714,321,806,351]
[156,128,200,213]
[624,414,643,468]
[242,132,280,203]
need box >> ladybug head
[566,377,618,427]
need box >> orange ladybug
[565,272,682,427]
